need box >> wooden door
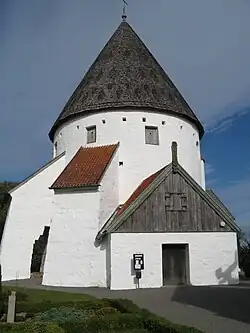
[162,244,187,285]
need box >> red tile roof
[117,167,165,217]
[50,144,118,189]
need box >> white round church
[0,17,240,290]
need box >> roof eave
[50,184,100,191]
[49,106,204,142]
[9,152,66,195]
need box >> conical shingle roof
[49,20,204,140]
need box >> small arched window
[54,142,58,156]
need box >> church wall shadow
[172,251,250,324]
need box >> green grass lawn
[2,286,95,304]
[0,286,203,333]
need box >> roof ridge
[81,143,119,150]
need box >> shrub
[34,307,95,323]
[102,298,142,314]
[101,299,203,333]
[240,242,250,277]
[0,322,16,332]
[23,321,64,333]
[139,309,203,333]
[95,306,118,317]
[16,299,104,318]
[1,321,64,333]
[61,313,144,333]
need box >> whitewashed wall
[99,149,119,229]
[53,110,202,203]
[42,189,107,287]
[200,158,206,190]
[0,154,66,281]
[110,232,239,290]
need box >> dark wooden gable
[116,171,233,233]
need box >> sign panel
[133,253,144,271]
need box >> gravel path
[3,279,250,333]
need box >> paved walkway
[3,279,250,333]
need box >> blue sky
[1,0,250,233]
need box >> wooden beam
[171,141,178,173]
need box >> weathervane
[122,0,128,21]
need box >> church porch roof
[50,144,118,189]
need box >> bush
[34,307,95,323]
[0,321,64,333]
[61,313,144,333]
[95,306,118,317]
[100,299,203,333]
[22,321,64,333]
[142,313,203,333]
[16,299,104,318]
[0,323,16,332]
[102,298,142,314]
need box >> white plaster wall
[99,150,119,229]
[42,189,107,287]
[53,110,202,203]
[110,232,239,290]
[200,159,206,190]
[0,155,66,281]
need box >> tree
[0,182,19,244]
[238,231,250,277]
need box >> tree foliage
[0,182,19,244]
[238,231,250,277]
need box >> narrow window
[142,117,146,122]
[145,126,159,145]
[87,126,96,143]
[122,117,127,122]
[54,142,58,155]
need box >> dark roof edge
[9,152,66,194]
[51,185,100,191]
[177,164,240,232]
[97,165,171,239]
[49,106,204,142]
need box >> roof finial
[122,0,128,21]
[171,141,178,173]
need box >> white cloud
[206,107,249,133]
[132,0,250,127]
[205,163,215,176]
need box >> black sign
[133,253,144,271]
